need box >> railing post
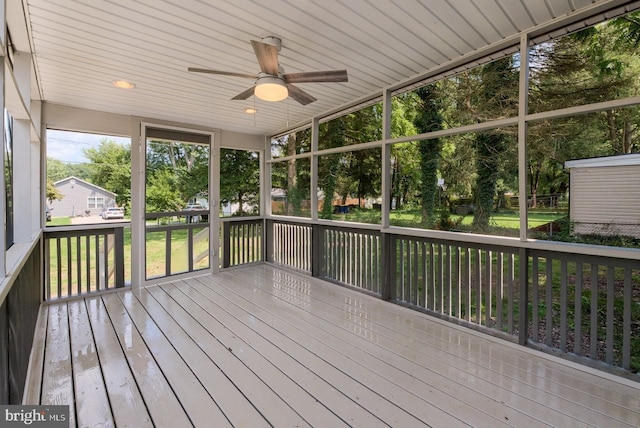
[311,224,323,277]
[222,221,231,268]
[264,219,274,263]
[518,247,529,346]
[114,227,125,288]
[380,232,395,301]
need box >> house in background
[49,176,117,217]
[565,154,640,238]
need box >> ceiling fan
[188,36,348,105]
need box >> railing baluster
[66,236,72,297]
[429,243,435,310]
[485,250,492,327]
[95,234,100,290]
[606,266,614,364]
[507,253,514,334]
[560,260,567,352]
[546,258,553,347]
[76,236,81,295]
[464,247,471,322]
[574,263,583,356]
[475,248,481,324]
[532,257,539,342]
[445,245,451,316]
[590,264,598,359]
[85,235,91,292]
[496,252,503,331]
[456,246,461,318]
[623,268,631,370]
[56,237,62,299]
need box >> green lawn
[385,208,565,229]
[48,217,72,226]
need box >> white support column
[310,117,319,220]
[263,136,271,217]
[211,131,220,271]
[13,52,31,109]
[31,101,41,235]
[13,118,31,243]
[130,119,144,290]
[381,88,392,229]
[518,34,530,241]
[0,62,5,278]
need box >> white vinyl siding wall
[569,162,640,237]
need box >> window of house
[87,196,105,209]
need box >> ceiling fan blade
[188,68,257,79]
[231,86,256,100]
[251,40,279,75]
[283,70,348,83]
[287,84,317,105]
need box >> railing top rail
[268,219,640,261]
[385,226,640,261]
[221,216,263,224]
[269,216,381,231]
[146,209,209,219]
[44,223,130,234]
[146,222,210,232]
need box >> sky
[47,129,130,164]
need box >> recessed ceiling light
[112,80,136,89]
[244,107,258,114]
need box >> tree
[84,139,131,207]
[220,149,259,216]
[46,181,63,205]
[145,169,183,213]
[413,85,443,226]
[470,57,518,230]
[318,120,345,219]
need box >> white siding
[49,181,116,218]
[570,164,640,237]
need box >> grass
[47,217,72,226]
[331,207,566,232]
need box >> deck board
[100,293,192,427]
[168,279,414,427]
[40,304,76,427]
[27,264,640,428]
[227,267,635,427]
[67,300,113,427]
[84,296,152,428]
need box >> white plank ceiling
[24,0,603,136]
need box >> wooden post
[380,232,394,301]
[311,224,323,277]
[264,219,274,263]
[222,221,231,268]
[114,227,125,288]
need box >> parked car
[184,204,208,223]
[101,207,125,219]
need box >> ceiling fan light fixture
[254,76,288,102]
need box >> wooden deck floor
[24,264,640,427]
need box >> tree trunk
[414,86,443,228]
[473,132,503,231]
[287,134,297,215]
